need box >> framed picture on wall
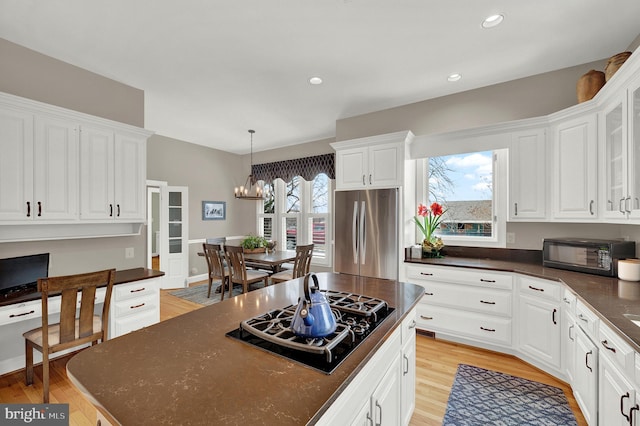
[202,201,226,220]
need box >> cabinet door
[599,354,635,426]
[401,331,416,426]
[552,113,598,220]
[114,133,146,220]
[0,106,33,220]
[369,142,401,188]
[574,326,598,426]
[601,97,628,220]
[518,295,561,370]
[79,126,115,220]
[33,116,79,220]
[628,75,640,220]
[336,147,368,189]
[371,352,401,426]
[349,400,371,426]
[563,313,577,385]
[509,128,547,220]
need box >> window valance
[252,153,335,182]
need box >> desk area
[0,268,164,376]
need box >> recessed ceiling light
[309,76,323,85]
[482,14,504,29]
[447,73,462,82]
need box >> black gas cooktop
[226,290,394,374]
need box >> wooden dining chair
[270,244,314,284]
[202,243,230,299]
[224,245,269,294]
[23,268,116,403]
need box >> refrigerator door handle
[360,201,366,264]
[352,201,358,264]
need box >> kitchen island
[66,273,423,425]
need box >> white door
[163,186,189,289]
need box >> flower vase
[422,238,444,258]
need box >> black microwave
[542,238,636,277]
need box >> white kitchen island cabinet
[331,131,413,190]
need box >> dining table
[242,249,297,274]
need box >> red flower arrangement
[414,202,446,255]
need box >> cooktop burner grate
[226,290,393,374]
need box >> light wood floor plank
[0,288,587,425]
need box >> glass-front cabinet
[601,74,640,221]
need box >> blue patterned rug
[443,364,577,426]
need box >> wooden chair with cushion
[202,243,230,299]
[224,245,269,294]
[23,268,116,403]
[270,244,314,284]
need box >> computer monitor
[0,253,49,296]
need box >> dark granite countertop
[66,272,424,425]
[0,267,164,308]
[406,256,640,353]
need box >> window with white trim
[257,174,332,266]
[419,149,506,247]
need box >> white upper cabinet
[600,73,640,221]
[80,127,146,221]
[551,112,598,220]
[0,106,34,221]
[0,108,78,222]
[509,128,547,220]
[332,131,413,190]
[0,92,152,241]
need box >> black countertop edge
[0,267,165,308]
[405,256,640,354]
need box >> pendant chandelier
[234,129,265,200]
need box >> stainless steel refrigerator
[334,188,398,280]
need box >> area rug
[443,364,577,426]
[169,283,244,306]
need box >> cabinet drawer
[406,265,512,290]
[575,300,599,339]
[0,300,42,326]
[519,276,561,301]
[561,288,576,316]
[416,304,512,346]
[421,282,512,317]
[599,322,634,375]
[113,293,157,318]
[111,309,158,337]
[401,308,417,344]
[114,280,156,302]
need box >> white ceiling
[1,0,639,154]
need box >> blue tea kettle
[291,273,337,338]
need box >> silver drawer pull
[601,340,617,353]
[480,278,495,283]
[408,320,417,329]
[420,315,433,320]
[130,303,146,309]
[130,287,146,293]
[528,285,544,292]
[563,297,571,305]
[480,300,496,305]
[9,310,35,318]
[480,326,496,332]
[578,313,589,323]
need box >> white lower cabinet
[574,322,598,425]
[599,354,635,426]
[518,294,561,370]
[108,277,160,339]
[318,308,416,426]
[562,289,577,385]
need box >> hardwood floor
[0,288,587,425]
